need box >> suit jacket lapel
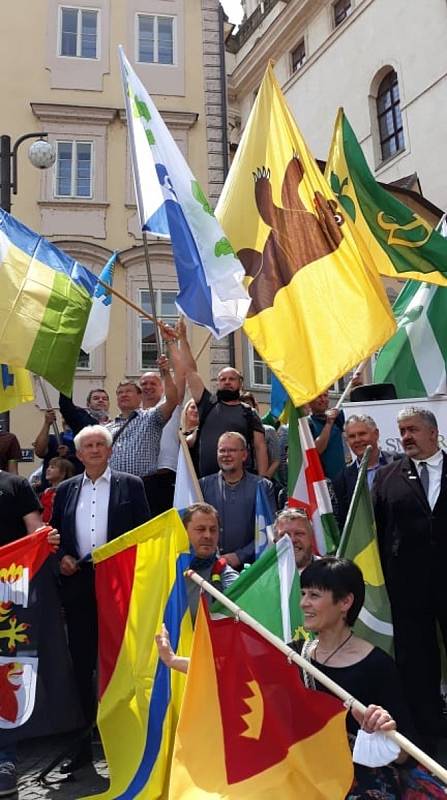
[67,476,83,549]
[400,455,430,512]
[107,472,119,538]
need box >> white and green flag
[211,535,301,642]
[374,216,447,398]
[374,279,447,397]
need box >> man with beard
[200,432,275,568]
[174,326,267,477]
[273,508,317,573]
[373,407,447,749]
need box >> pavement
[15,734,109,800]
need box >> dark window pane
[291,40,305,72]
[56,142,72,195]
[81,10,97,58]
[377,70,404,161]
[75,143,92,197]
[61,8,77,56]
[139,15,154,63]
[158,17,173,64]
[77,349,90,369]
[334,0,351,27]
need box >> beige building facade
[227,0,446,392]
[0,0,232,474]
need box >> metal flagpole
[142,231,163,358]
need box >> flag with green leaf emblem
[118,46,250,337]
[326,109,447,286]
[337,446,394,656]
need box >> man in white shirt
[51,425,150,773]
[139,337,185,515]
[373,407,447,750]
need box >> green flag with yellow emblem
[326,109,447,286]
[337,446,394,656]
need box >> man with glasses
[199,431,276,569]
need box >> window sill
[374,148,407,176]
[38,200,109,208]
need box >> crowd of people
[0,320,446,798]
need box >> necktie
[419,461,429,498]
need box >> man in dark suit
[51,424,150,772]
[333,414,396,529]
[373,407,447,747]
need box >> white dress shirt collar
[81,464,112,486]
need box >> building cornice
[119,242,174,269]
[230,0,373,99]
[31,103,117,125]
[118,108,198,130]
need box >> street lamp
[0,132,56,432]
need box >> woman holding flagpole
[295,557,444,798]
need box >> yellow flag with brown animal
[215,64,396,405]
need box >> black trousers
[391,587,447,738]
[143,470,176,517]
[59,565,98,726]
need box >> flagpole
[36,376,60,443]
[142,231,163,357]
[178,430,204,501]
[336,445,371,555]
[186,569,447,785]
[334,358,367,409]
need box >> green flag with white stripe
[211,536,303,642]
[374,278,447,397]
[337,446,394,656]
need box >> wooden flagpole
[36,376,61,443]
[186,569,447,787]
[96,278,213,362]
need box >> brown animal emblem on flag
[238,155,344,316]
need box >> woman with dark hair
[293,557,444,799]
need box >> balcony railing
[227,0,286,52]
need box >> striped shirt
[107,407,165,477]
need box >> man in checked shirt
[106,352,177,507]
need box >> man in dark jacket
[373,407,447,747]
[51,424,150,773]
[333,414,396,528]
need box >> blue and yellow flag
[216,64,395,405]
[0,210,96,394]
[0,364,34,413]
[86,509,193,800]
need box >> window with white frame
[291,39,306,73]
[77,348,91,369]
[333,0,351,27]
[59,7,99,58]
[140,290,178,370]
[249,346,272,388]
[55,141,93,198]
[137,14,175,65]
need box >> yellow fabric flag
[216,65,396,405]
[0,364,34,413]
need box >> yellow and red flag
[87,510,193,800]
[169,600,353,799]
[216,64,396,405]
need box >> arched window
[376,70,404,161]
